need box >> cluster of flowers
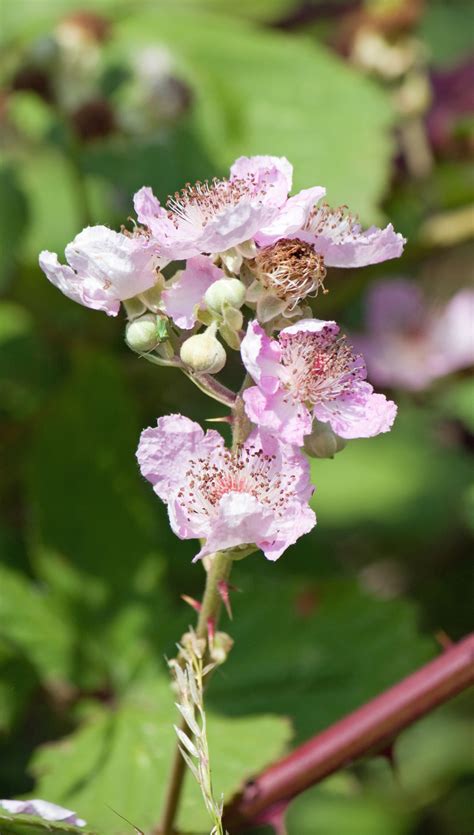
[39,155,405,562]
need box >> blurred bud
[204,278,246,315]
[71,97,115,141]
[126,313,166,353]
[11,65,54,103]
[209,631,234,665]
[303,420,346,459]
[180,323,226,374]
[56,11,111,46]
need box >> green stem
[156,377,252,834]
[156,554,232,835]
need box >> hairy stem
[223,633,474,829]
[157,379,251,835]
[157,553,232,835]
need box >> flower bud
[204,278,246,315]
[126,313,164,353]
[303,420,346,459]
[180,324,226,374]
[210,631,234,665]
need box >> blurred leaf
[286,775,411,835]
[436,378,474,431]
[419,0,474,68]
[0,643,36,733]
[31,679,290,835]
[7,93,55,142]
[0,301,56,419]
[27,350,182,692]
[0,812,94,835]
[0,165,29,290]
[113,6,395,222]
[0,565,74,684]
[208,578,433,741]
[310,406,472,542]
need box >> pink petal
[38,250,120,316]
[256,186,326,245]
[314,381,397,439]
[193,492,277,561]
[316,223,406,268]
[243,386,312,446]
[162,255,224,329]
[136,414,223,501]
[260,502,316,561]
[240,321,281,393]
[230,155,293,195]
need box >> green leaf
[27,350,183,692]
[31,680,291,835]
[113,5,394,222]
[418,0,474,68]
[208,578,433,741]
[0,564,74,684]
[0,165,29,290]
[436,378,474,432]
[310,405,473,541]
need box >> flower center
[176,444,297,523]
[279,330,360,404]
[166,176,263,231]
[253,238,326,308]
[304,203,359,243]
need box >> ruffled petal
[230,154,293,195]
[38,250,120,316]
[65,225,158,300]
[0,800,86,827]
[313,222,405,268]
[260,502,316,561]
[314,381,397,439]
[243,386,312,446]
[162,255,224,329]
[240,320,281,393]
[256,185,326,245]
[193,492,277,561]
[136,414,223,501]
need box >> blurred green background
[0,1,473,833]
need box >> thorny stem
[156,383,250,835]
[223,633,474,829]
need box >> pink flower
[353,280,474,390]
[136,414,316,561]
[0,799,86,827]
[39,226,160,316]
[161,255,224,329]
[133,155,323,261]
[241,320,397,446]
[256,202,405,269]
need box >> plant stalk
[156,387,250,835]
[223,633,474,829]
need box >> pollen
[279,330,362,405]
[166,175,264,231]
[304,203,359,243]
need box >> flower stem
[156,553,232,835]
[157,376,252,834]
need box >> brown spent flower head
[58,11,112,43]
[253,238,327,308]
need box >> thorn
[205,415,232,423]
[207,616,216,644]
[435,629,454,651]
[181,594,202,613]
[379,742,400,784]
[217,580,233,619]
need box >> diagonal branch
[224,633,474,830]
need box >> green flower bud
[303,420,346,459]
[180,323,226,374]
[204,278,246,315]
[126,314,166,353]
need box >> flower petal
[240,320,281,393]
[314,381,397,439]
[162,255,224,329]
[136,414,224,501]
[38,250,120,316]
[256,186,326,244]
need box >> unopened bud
[204,278,246,315]
[126,313,165,353]
[180,323,226,374]
[303,420,346,459]
[210,631,234,665]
